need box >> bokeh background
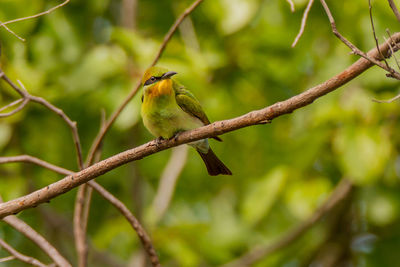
[1,0,400,266]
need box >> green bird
[140,66,232,176]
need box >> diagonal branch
[220,179,353,267]
[320,0,400,80]
[85,0,205,166]
[0,155,160,266]
[0,239,49,267]
[0,32,398,219]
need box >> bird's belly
[142,106,203,139]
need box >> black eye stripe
[144,76,161,86]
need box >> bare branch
[1,32,398,219]
[86,0,205,166]
[74,186,89,267]
[0,20,24,41]
[0,97,29,118]
[0,155,160,266]
[0,256,16,263]
[0,98,23,112]
[1,0,70,26]
[388,0,400,23]
[385,30,400,71]
[372,93,400,103]
[286,0,295,12]
[151,146,188,223]
[1,203,71,267]
[320,0,400,80]
[0,74,84,170]
[221,179,353,267]
[0,239,48,267]
[291,0,314,47]
[368,0,390,69]
[87,181,161,267]
[0,0,70,42]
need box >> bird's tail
[197,148,232,176]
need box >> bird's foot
[170,132,183,142]
[155,136,164,147]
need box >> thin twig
[0,239,49,267]
[0,74,84,170]
[1,31,399,218]
[372,94,400,103]
[0,0,70,42]
[1,196,71,267]
[291,0,314,47]
[385,32,400,71]
[0,20,24,41]
[0,155,161,267]
[0,97,29,118]
[0,256,16,263]
[368,0,390,69]
[221,179,353,267]
[286,0,295,12]
[85,0,205,166]
[0,98,23,112]
[388,0,400,23]
[320,0,400,80]
[2,0,70,26]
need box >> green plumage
[141,66,231,176]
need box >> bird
[140,66,232,176]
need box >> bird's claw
[155,136,164,147]
[170,132,182,142]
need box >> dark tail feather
[197,148,232,176]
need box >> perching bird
[140,66,232,176]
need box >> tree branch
[0,75,83,170]
[221,179,353,267]
[1,205,71,267]
[0,32,398,219]
[0,155,160,266]
[0,239,48,267]
[320,0,400,79]
[0,0,70,41]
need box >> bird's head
[142,66,178,87]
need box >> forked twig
[0,155,161,267]
[320,0,400,80]
[1,196,71,267]
[0,0,70,41]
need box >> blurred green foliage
[1,0,400,266]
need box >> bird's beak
[161,71,178,79]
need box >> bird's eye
[150,76,156,81]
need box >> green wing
[175,85,211,125]
[174,83,222,141]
